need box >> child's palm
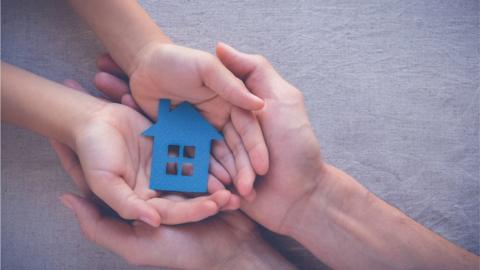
[52,81,234,226]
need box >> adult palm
[61,193,260,270]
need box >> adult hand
[216,44,480,270]
[59,194,294,270]
[215,43,324,234]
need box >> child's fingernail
[59,196,74,211]
[140,215,157,227]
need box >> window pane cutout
[166,162,177,175]
[166,145,195,177]
[168,145,179,157]
[183,146,196,158]
[181,163,194,176]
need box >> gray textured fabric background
[1,0,479,269]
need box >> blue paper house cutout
[143,99,223,193]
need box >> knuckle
[232,141,245,157]
[245,140,263,156]
[237,122,251,139]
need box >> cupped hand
[215,43,325,234]
[95,45,269,198]
[50,80,240,227]
[60,193,265,270]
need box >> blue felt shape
[143,99,223,193]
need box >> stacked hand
[50,42,284,228]
[97,42,270,198]
[95,43,324,233]
[58,43,323,269]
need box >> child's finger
[120,94,142,112]
[147,190,231,224]
[231,107,269,175]
[220,194,241,211]
[209,155,231,185]
[223,122,256,197]
[211,140,237,180]
[60,194,139,262]
[94,72,130,103]
[200,57,264,111]
[87,171,161,227]
[96,53,128,79]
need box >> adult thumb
[215,42,264,79]
[60,194,103,243]
[216,42,284,99]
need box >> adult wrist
[213,236,295,270]
[283,163,369,240]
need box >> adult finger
[231,107,269,175]
[60,194,141,264]
[209,155,232,185]
[216,42,285,100]
[120,94,142,111]
[93,71,130,103]
[208,174,225,193]
[223,122,256,197]
[200,55,264,111]
[96,53,128,79]
[211,140,237,180]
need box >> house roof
[143,99,223,141]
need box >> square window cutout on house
[166,162,178,175]
[181,163,194,176]
[183,146,196,158]
[168,145,180,157]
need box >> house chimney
[158,99,171,117]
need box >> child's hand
[50,80,240,227]
[95,45,269,198]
